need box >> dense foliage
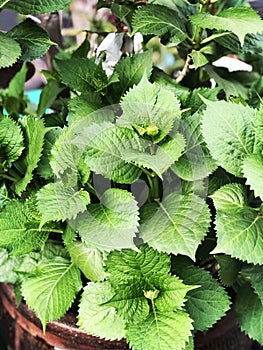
[1,0,263,349]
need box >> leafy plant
[1,0,263,349]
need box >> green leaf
[50,126,82,184]
[0,200,49,256]
[202,99,261,177]
[6,0,73,14]
[0,115,24,163]
[111,51,153,98]
[119,75,181,143]
[132,5,187,45]
[37,182,90,227]
[7,19,53,61]
[204,65,248,99]
[67,93,106,125]
[241,266,263,303]
[173,112,217,181]
[22,257,82,331]
[55,57,115,93]
[15,116,46,195]
[0,249,21,283]
[106,245,171,284]
[211,184,263,264]
[78,281,126,340]
[76,188,139,251]
[7,61,27,99]
[0,183,9,209]
[71,37,90,58]
[126,310,193,350]
[106,277,150,323]
[83,122,144,183]
[235,283,263,345]
[67,242,106,282]
[189,50,209,69]
[190,6,263,46]
[216,255,243,286]
[139,192,210,259]
[123,134,185,178]
[242,154,263,199]
[173,258,231,331]
[37,128,62,180]
[0,32,21,68]
[37,80,64,116]
[149,274,196,312]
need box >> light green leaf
[190,6,263,46]
[0,249,21,283]
[132,5,187,45]
[0,183,9,209]
[50,126,82,184]
[106,245,171,285]
[83,122,144,183]
[149,274,196,312]
[78,282,126,340]
[37,182,90,227]
[106,277,150,323]
[174,258,231,331]
[211,184,263,264]
[126,310,193,350]
[202,99,261,177]
[210,183,246,211]
[241,266,263,303]
[111,51,153,98]
[67,242,106,282]
[119,75,181,143]
[235,283,263,345]
[190,50,209,69]
[0,32,21,68]
[242,154,263,199]
[0,115,24,163]
[15,116,46,195]
[22,257,82,331]
[55,57,115,93]
[0,200,49,256]
[139,193,210,259]
[173,112,217,181]
[6,0,73,14]
[123,134,185,178]
[76,188,139,251]
[7,19,53,61]
[216,255,243,287]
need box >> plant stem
[150,174,160,202]
[193,0,211,48]
[0,173,18,182]
[8,168,21,181]
[0,0,10,9]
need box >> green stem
[151,174,160,202]
[0,173,17,182]
[193,0,211,48]
[8,168,21,181]
[0,0,11,9]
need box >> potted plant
[1,0,263,349]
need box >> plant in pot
[1,0,263,349]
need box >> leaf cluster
[1,0,263,349]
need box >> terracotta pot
[0,283,129,350]
[1,283,261,350]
